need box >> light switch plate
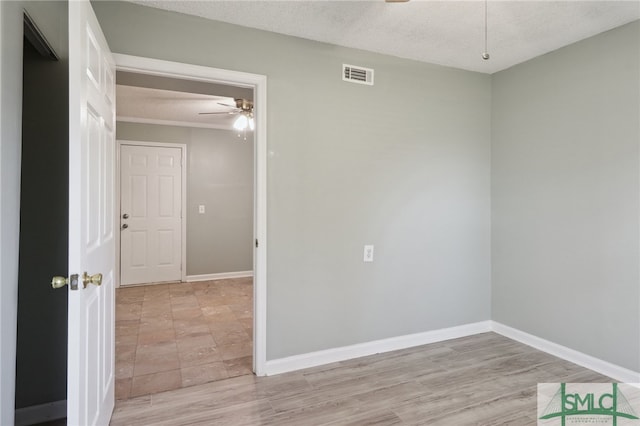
[364,245,374,262]
[198,205,205,214]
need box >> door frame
[116,141,188,287]
[113,54,268,376]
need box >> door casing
[116,141,188,287]
[113,53,268,376]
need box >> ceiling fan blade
[198,111,238,115]
[217,102,237,108]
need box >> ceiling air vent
[343,64,374,86]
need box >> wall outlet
[363,245,374,262]
[198,205,205,214]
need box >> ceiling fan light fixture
[249,116,255,131]
[233,114,249,131]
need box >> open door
[67,1,115,424]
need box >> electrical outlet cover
[364,245,374,262]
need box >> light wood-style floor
[115,278,253,399]
[110,332,612,425]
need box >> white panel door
[68,1,115,425]
[120,145,183,285]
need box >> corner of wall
[0,2,22,424]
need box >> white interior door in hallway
[120,144,183,286]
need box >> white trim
[114,53,268,377]
[186,271,254,282]
[114,137,122,289]
[491,321,640,384]
[115,140,188,287]
[116,115,232,131]
[14,400,66,426]
[264,321,492,376]
[114,54,262,88]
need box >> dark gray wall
[492,21,640,371]
[15,1,69,409]
[117,122,254,276]
[94,1,492,360]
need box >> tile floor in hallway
[115,277,253,400]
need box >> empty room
[0,0,639,425]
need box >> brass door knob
[51,276,68,289]
[82,272,103,289]
[51,274,79,290]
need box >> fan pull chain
[482,0,490,60]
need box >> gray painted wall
[116,122,254,276]
[94,1,492,360]
[492,21,640,371]
[0,1,68,421]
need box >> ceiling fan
[199,98,255,135]
[199,98,253,117]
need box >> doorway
[2,4,268,423]
[14,10,69,426]
[112,58,266,398]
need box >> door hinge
[255,239,259,248]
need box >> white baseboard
[491,321,640,384]
[186,271,253,282]
[264,320,492,376]
[15,400,66,426]
[263,320,640,383]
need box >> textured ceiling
[117,85,241,129]
[124,0,639,73]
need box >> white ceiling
[116,85,241,129]
[125,0,640,74]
